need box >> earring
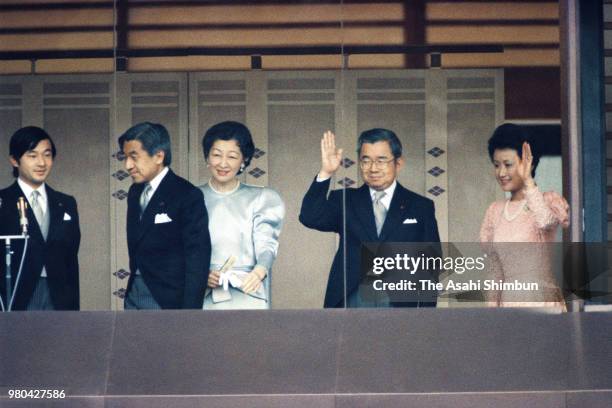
[240,163,245,172]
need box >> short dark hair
[9,126,57,178]
[202,121,255,175]
[357,128,402,159]
[488,123,539,178]
[118,122,172,166]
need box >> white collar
[369,180,397,210]
[369,180,396,199]
[146,167,169,195]
[17,178,47,204]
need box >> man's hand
[241,265,266,294]
[319,130,343,179]
[207,270,220,288]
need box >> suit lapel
[127,182,144,246]
[379,183,413,241]
[45,186,64,243]
[12,182,45,243]
[354,184,379,242]
[134,169,174,245]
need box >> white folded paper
[211,270,267,303]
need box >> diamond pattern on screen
[253,148,266,159]
[427,166,445,177]
[338,177,356,187]
[112,190,128,200]
[112,170,130,181]
[427,147,445,157]
[248,167,266,178]
[341,158,355,168]
[113,269,130,280]
[113,288,126,299]
[427,186,445,196]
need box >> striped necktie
[373,191,387,236]
[31,190,48,239]
[139,183,152,217]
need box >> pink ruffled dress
[479,186,570,308]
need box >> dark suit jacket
[0,181,80,310]
[125,169,211,309]
[299,177,441,308]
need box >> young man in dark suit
[119,122,211,309]
[300,129,441,308]
[0,126,80,311]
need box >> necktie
[140,183,152,216]
[373,191,387,236]
[31,190,48,239]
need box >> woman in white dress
[201,121,285,309]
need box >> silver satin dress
[200,182,285,309]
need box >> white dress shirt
[368,180,396,211]
[147,166,169,198]
[17,178,48,276]
[18,178,48,216]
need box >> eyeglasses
[359,158,395,169]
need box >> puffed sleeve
[252,188,286,272]
[525,186,570,230]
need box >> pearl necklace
[209,178,240,195]
[503,199,527,222]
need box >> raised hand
[517,142,535,186]
[319,130,343,179]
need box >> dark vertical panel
[116,0,128,71]
[403,0,426,68]
[581,0,606,243]
[504,68,561,119]
[560,0,576,244]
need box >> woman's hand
[207,270,221,288]
[319,130,343,179]
[241,265,267,294]
[518,142,535,188]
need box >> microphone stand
[2,234,28,312]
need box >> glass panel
[0,0,116,311]
[2,0,604,313]
[267,72,339,309]
[108,0,345,310]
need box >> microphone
[17,197,28,235]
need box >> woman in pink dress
[479,124,569,308]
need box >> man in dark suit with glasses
[300,128,441,308]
